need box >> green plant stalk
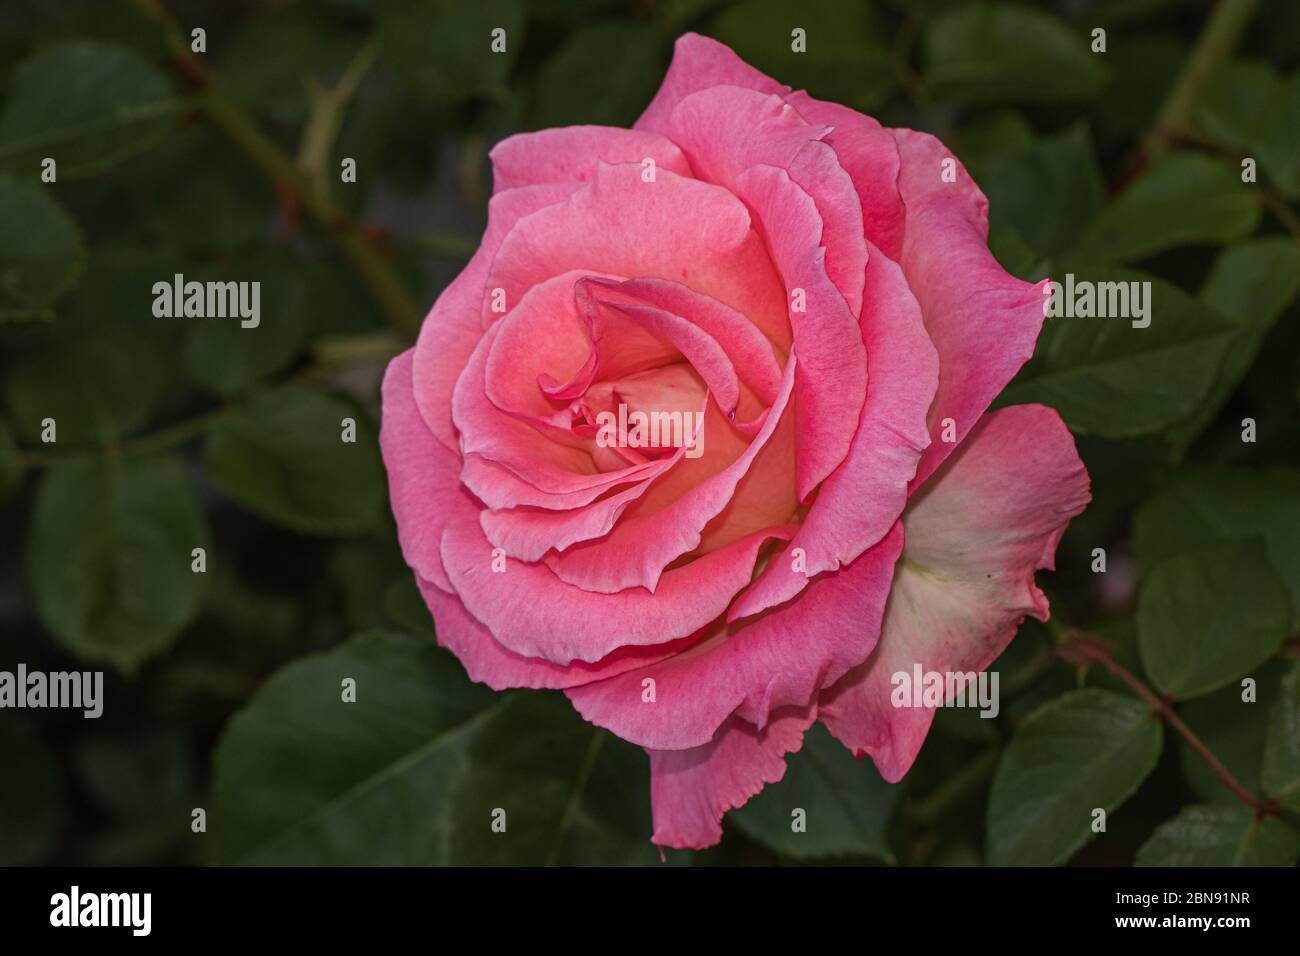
[904,746,1001,827]
[310,331,406,368]
[15,407,226,468]
[128,0,422,340]
[203,94,422,340]
[1142,0,1261,162]
[297,38,379,190]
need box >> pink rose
[381,34,1091,850]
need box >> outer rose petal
[783,91,906,261]
[648,705,817,850]
[488,126,693,192]
[730,238,937,621]
[636,33,788,137]
[566,523,902,750]
[664,87,867,315]
[440,517,795,665]
[380,349,475,594]
[818,405,1091,781]
[417,577,692,691]
[888,129,1051,488]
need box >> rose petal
[636,33,789,137]
[418,577,693,691]
[648,705,817,850]
[567,522,902,750]
[489,125,693,192]
[729,238,937,620]
[588,277,783,407]
[666,86,867,315]
[577,278,742,417]
[412,182,580,453]
[818,405,1091,781]
[480,392,701,563]
[784,91,906,261]
[482,161,790,351]
[440,517,796,665]
[380,350,476,594]
[453,321,605,492]
[543,355,796,593]
[483,269,607,423]
[734,163,867,501]
[888,130,1051,488]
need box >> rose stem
[127,0,424,340]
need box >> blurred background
[1,0,1298,866]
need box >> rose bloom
[381,34,1091,850]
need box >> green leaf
[1136,804,1300,866]
[383,575,436,638]
[331,539,407,633]
[923,2,1108,106]
[729,723,899,861]
[0,175,84,321]
[1089,34,1187,148]
[987,224,1049,284]
[27,454,209,673]
[974,123,1105,258]
[1167,238,1300,449]
[184,253,313,397]
[22,0,168,62]
[1072,153,1260,263]
[3,310,175,445]
[1086,0,1204,25]
[533,21,665,129]
[204,384,384,534]
[1261,662,1300,810]
[1197,60,1300,197]
[0,722,64,865]
[213,4,358,126]
[377,0,524,103]
[987,689,1162,865]
[1138,542,1289,701]
[957,109,1036,164]
[213,631,663,865]
[1000,265,1235,438]
[709,0,896,112]
[1177,660,1286,805]
[1135,467,1300,631]
[62,243,189,333]
[0,41,180,178]
[139,130,274,253]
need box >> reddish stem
[1057,633,1268,815]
